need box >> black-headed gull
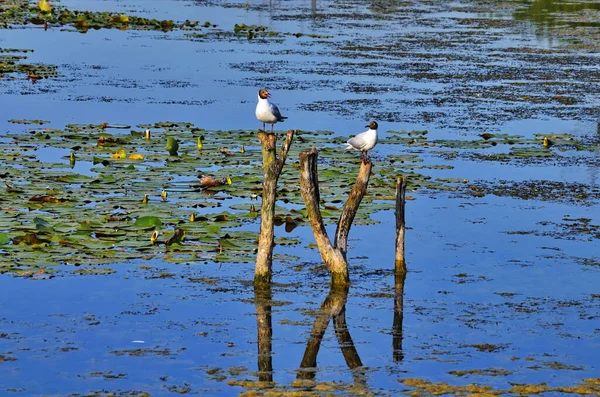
[255,88,287,133]
[344,121,378,164]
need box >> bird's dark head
[258,88,271,99]
[365,121,378,130]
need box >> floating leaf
[0,234,10,245]
[34,217,54,233]
[134,216,163,230]
[29,195,63,203]
[72,267,116,275]
[109,15,130,24]
[166,137,179,156]
[14,233,51,245]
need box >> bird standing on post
[344,121,378,164]
[255,88,287,133]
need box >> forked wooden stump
[299,147,373,285]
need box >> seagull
[255,88,287,133]
[344,121,378,164]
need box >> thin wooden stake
[395,176,407,273]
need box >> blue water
[1,0,600,395]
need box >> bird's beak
[266,92,272,98]
[365,124,370,128]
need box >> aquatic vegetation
[397,377,600,396]
[0,47,58,80]
[0,1,206,32]
[1,118,598,276]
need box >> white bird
[344,121,378,164]
[255,88,287,133]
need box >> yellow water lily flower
[142,194,149,204]
[197,136,203,149]
[150,230,159,245]
[110,148,127,159]
[110,15,130,23]
[38,0,51,13]
[161,190,168,201]
[129,153,144,160]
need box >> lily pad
[134,216,163,230]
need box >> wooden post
[334,161,373,258]
[395,176,407,274]
[299,147,373,285]
[255,130,294,285]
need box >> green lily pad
[134,216,163,229]
[0,234,10,245]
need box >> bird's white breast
[256,99,277,123]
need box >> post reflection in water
[392,271,407,362]
[254,284,273,382]
[253,271,408,383]
[297,284,365,383]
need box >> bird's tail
[343,143,353,150]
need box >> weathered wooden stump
[299,147,372,285]
[254,130,295,285]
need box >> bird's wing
[270,103,286,121]
[347,133,366,150]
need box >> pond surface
[1,0,599,396]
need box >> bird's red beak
[266,92,272,98]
